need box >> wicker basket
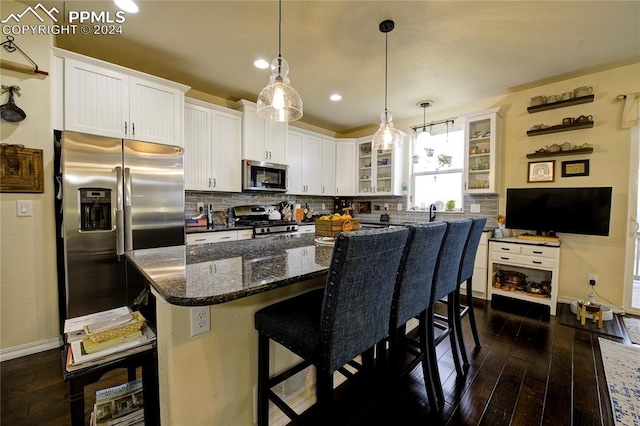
[315,218,360,239]
[83,311,146,343]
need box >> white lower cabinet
[460,230,490,298]
[184,99,241,192]
[186,230,252,245]
[487,238,560,315]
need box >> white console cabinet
[487,237,560,315]
[460,230,490,299]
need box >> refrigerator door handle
[115,166,125,257]
[124,167,133,251]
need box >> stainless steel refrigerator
[55,131,184,319]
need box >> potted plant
[445,200,456,211]
[412,155,420,164]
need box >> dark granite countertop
[126,234,334,306]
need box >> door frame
[624,125,640,315]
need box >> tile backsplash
[185,191,498,227]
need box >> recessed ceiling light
[114,0,139,13]
[254,59,269,69]
[330,94,342,101]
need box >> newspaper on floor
[93,378,144,426]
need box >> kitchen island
[125,234,334,425]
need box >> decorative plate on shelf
[434,201,444,211]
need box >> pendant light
[256,0,303,122]
[372,20,401,150]
[416,100,433,144]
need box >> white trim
[0,336,63,362]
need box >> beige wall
[0,0,59,358]
[361,63,640,308]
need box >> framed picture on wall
[528,160,555,183]
[561,159,590,177]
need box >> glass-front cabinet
[356,135,404,195]
[462,107,503,194]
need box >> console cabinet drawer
[521,245,556,258]
[490,252,555,269]
[491,242,521,254]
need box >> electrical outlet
[190,306,210,336]
[588,273,598,286]
[196,202,204,213]
[397,203,402,211]
[322,203,326,210]
[384,203,389,209]
[470,203,480,213]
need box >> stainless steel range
[232,205,299,238]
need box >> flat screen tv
[505,187,613,236]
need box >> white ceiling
[48,0,640,133]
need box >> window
[411,127,464,211]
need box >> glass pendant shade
[372,111,402,150]
[257,57,303,122]
[416,128,430,144]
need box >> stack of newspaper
[64,306,156,372]
[91,378,144,426]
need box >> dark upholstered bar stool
[254,227,409,425]
[454,217,488,365]
[428,219,471,410]
[388,222,447,411]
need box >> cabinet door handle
[500,247,511,251]
[213,178,216,188]
[533,250,543,254]
[195,238,206,242]
[265,150,269,159]
[532,260,542,264]
[132,122,135,137]
[208,178,212,188]
[220,236,231,240]
[124,121,128,135]
[500,256,510,260]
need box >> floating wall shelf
[527,121,594,137]
[526,147,594,159]
[527,94,594,113]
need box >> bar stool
[387,222,447,411]
[428,219,471,409]
[254,227,409,425]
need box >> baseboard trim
[0,336,63,362]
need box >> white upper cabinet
[335,139,356,196]
[287,129,322,195]
[184,102,212,191]
[184,98,241,192]
[234,100,287,164]
[462,107,503,194]
[128,77,185,146]
[56,49,189,146]
[321,138,336,196]
[356,134,405,196]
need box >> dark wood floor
[1,299,631,426]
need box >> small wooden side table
[577,303,603,328]
[61,345,159,426]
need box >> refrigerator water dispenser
[79,188,112,231]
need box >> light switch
[17,200,32,217]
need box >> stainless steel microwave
[242,160,288,192]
